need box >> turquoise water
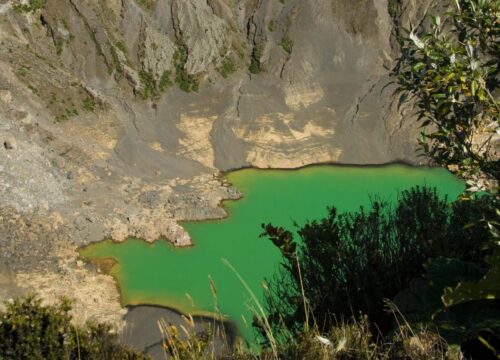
[81,164,464,343]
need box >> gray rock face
[138,19,176,78]
[172,0,229,75]
[8,0,438,169]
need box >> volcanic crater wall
[0,0,438,327]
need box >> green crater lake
[80,165,464,343]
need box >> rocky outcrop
[172,0,229,75]
[15,259,127,332]
[138,20,176,79]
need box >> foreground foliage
[0,296,147,360]
[259,188,494,335]
[258,188,499,358]
[164,316,454,360]
[393,2,499,357]
[396,0,499,186]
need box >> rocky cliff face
[0,0,439,328]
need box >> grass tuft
[218,58,237,79]
[279,35,293,55]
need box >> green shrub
[17,65,30,77]
[446,195,498,264]
[55,39,64,55]
[115,41,128,54]
[388,0,402,18]
[27,84,38,94]
[259,187,495,339]
[217,58,236,79]
[249,46,262,74]
[0,296,147,360]
[135,0,156,10]
[82,97,96,112]
[158,70,173,92]
[395,6,499,354]
[110,45,123,75]
[395,0,499,184]
[13,0,46,13]
[267,20,275,32]
[139,70,157,100]
[174,43,199,92]
[279,35,293,55]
